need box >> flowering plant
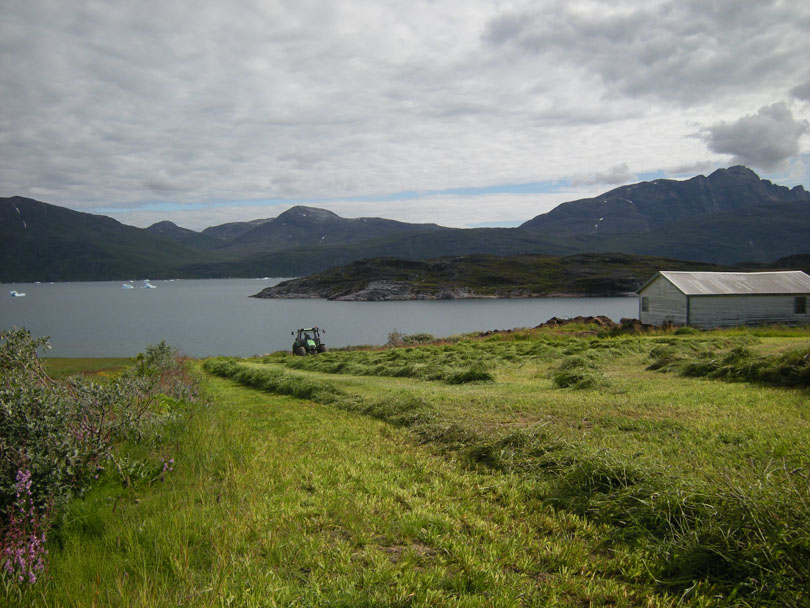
[1,470,47,585]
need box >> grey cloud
[2,0,809,222]
[792,81,810,102]
[144,178,188,194]
[483,0,810,105]
[702,102,809,170]
[276,151,328,168]
[570,163,636,187]
[665,161,718,177]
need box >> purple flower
[1,469,49,585]
[161,457,175,473]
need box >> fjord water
[1,279,638,357]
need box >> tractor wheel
[317,344,328,353]
[294,346,306,356]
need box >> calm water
[1,279,638,357]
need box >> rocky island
[251,252,733,301]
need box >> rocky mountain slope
[521,166,809,235]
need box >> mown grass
[17,325,810,607]
[647,338,810,388]
[30,370,675,607]
[265,331,645,385]
[203,326,810,606]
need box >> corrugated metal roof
[653,271,810,295]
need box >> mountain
[2,166,809,281]
[201,218,272,243]
[574,200,810,264]
[0,197,225,282]
[219,205,445,254]
[521,166,810,235]
[0,200,454,281]
[145,220,223,249]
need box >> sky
[2,0,809,231]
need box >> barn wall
[639,276,687,325]
[689,295,810,328]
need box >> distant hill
[201,218,272,243]
[189,226,574,278]
[574,200,810,264]
[251,252,734,300]
[772,253,810,273]
[521,166,810,235]
[218,205,445,254]
[145,221,223,249]
[2,166,809,281]
[0,196,225,282]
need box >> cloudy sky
[2,0,809,230]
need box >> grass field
[41,357,131,380]
[12,326,810,607]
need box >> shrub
[386,330,406,347]
[1,328,101,518]
[386,329,436,347]
[403,333,434,345]
[1,328,201,588]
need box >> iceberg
[9,290,26,297]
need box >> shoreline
[251,290,639,301]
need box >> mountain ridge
[219,205,445,254]
[520,166,810,235]
[2,166,809,282]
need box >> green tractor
[291,327,327,356]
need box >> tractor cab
[291,326,327,355]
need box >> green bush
[2,330,200,519]
[1,328,201,587]
[386,330,435,347]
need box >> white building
[638,271,810,328]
